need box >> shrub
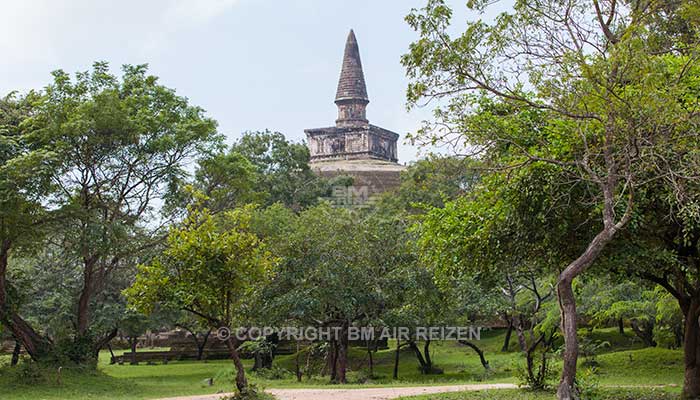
[346,369,386,384]
[220,384,276,400]
[576,367,601,400]
[13,361,45,385]
[515,351,557,391]
[579,336,610,368]
[251,366,293,380]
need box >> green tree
[125,205,275,394]
[190,151,260,213]
[415,169,567,387]
[379,155,480,214]
[230,130,329,210]
[579,278,659,347]
[14,62,220,363]
[403,1,700,397]
[613,179,700,390]
[119,310,152,365]
[258,203,410,383]
[0,92,56,360]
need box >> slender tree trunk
[198,331,210,361]
[393,340,401,379]
[630,319,656,347]
[557,277,578,400]
[328,339,338,381]
[502,318,514,352]
[459,340,490,370]
[263,333,277,369]
[336,325,349,384]
[107,343,116,364]
[424,340,432,371]
[408,341,428,373]
[11,339,21,366]
[93,327,118,360]
[189,332,202,361]
[129,338,138,365]
[77,256,97,336]
[557,227,616,400]
[514,315,528,352]
[618,318,625,335]
[295,342,302,382]
[682,298,700,399]
[225,337,248,393]
[367,340,374,377]
[305,345,313,380]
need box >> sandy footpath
[158,383,517,400]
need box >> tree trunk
[424,340,432,371]
[408,341,428,373]
[393,340,401,379]
[514,315,528,352]
[93,327,118,360]
[336,325,349,384]
[630,319,656,347]
[264,333,278,369]
[225,337,249,393]
[557,277,579,400]
[682,298,700,399]
[11,339,21,366]
[304,346,313,380]
[367,340,374,377]
[107,343,116,364]
[328,339,338,381]
[459,340,490,370]
[197,331,210,361]
[0,240,50,360]
[129,338,138,365]
[502,318,514,352]
[557,227,616,400]
[618,318,625,335]
[77,256,98,336]
[295,342,302,382]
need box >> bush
[220,384,276,400]
[346,369,386,384]
[576,367,601,400]
[8,359,97,386]
[251,366,293,380]
[13,361,45,385]
[46,335,99,367]
[515,352,557,391]
[579,336,610,368]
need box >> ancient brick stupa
[305,30,405,195]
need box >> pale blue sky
[0,0,502,163]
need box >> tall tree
[13,62,220,362]
[258,203,410,383]
[230,130,328,210]
[403,1,700,397]
[614,178,700,394]
[126,205,275,394]
[378,155,480,214]
[0,92,55,359]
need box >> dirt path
[158,383,517,400]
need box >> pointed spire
[335,29,369,103]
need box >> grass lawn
[0,328,685,400]
[398,388,679,400]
